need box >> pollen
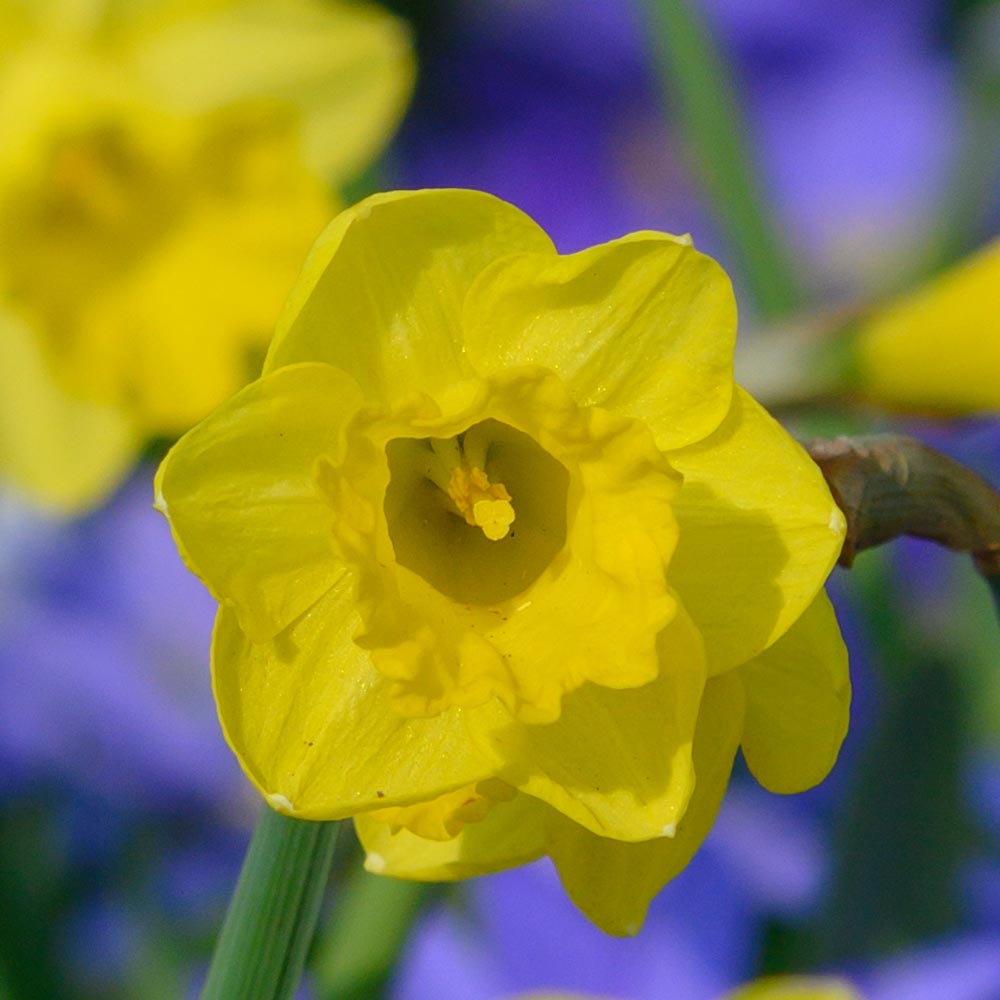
[445,465,516,540]
[425,432,517,541]
[472,497,515,540]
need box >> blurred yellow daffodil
[854,238,1000,414]
[156,189,850,935]
[0,0,412,512]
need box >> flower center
[316,368,682,719]
[425,434,515,541]
[383,418,569,606]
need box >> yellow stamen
[472,498,516,541]
[422,433,517,540]
[445,464,515,541]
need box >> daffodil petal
[0,305,137,513]
[155,362,363,641]
[128,0,414,180]
[364,778,514,842]
[738,590,849,793]
[466,607,705,842]
[354,789,547,881]
[855,238,1000,414]
[0,4,30,44]
[667,387,846,674]
[546,671,745,936]
[84,189,330,432]
[265,189,555,402]
[462,232,735,450]
[9,0,95,39]
[213,577,498,821]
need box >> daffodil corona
[157,189,850,935]
[0,0,412,512]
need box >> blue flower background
[3,0,1000,997]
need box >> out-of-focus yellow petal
[155,363,362,641]
[83,170,330,431]
[265,190,555,403]
[462,232,735,451]
[721,976,861,1000]
[213,577,498,821]
[546,671,745,936]
[466,606,704,841]
[855,238,1000,414]
[11,0,105,39]
[0,0,413,513]
[128,0,414,180]
[355,788,547,881]
[667,387,846,674]
[0,305,136,513]
[739,590,849,794]
[0,3,31,47]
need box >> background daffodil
[156,188,850,935]
[0,0,412,513]
[852,238,1000,415]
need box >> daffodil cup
[157,189,850,935]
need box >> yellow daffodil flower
[156,189,850,935]
[854,238,1000,414]
[0,0,412,512]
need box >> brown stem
[806,434,1000,578]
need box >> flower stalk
[807,434,1000,616]
[200,808,338,1000]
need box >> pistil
[426,435,516,541]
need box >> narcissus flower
[853,238,1000,414]
[156,189,849,935]
[0,0,412,512]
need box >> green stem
[200,807,339,1000]
[642,0,803,318]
